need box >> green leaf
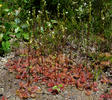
[15,27,20,33]
[58,84,63,87]
[51,20,57,24]
[16,33,21,39]
[52,85,60,92]
[46,22,52,28]
[0,33,3,42]
[15,18,20,24]
[40,27,44,34]
[2,41,10,52]
[4,23,10,31]
[52,86,58,90]
[22,33,29,40]
[4,8,9,12]
[57,88,60,92]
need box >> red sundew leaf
[47,82,54,87]
[43,72,50,76]
[101,76,109,84]
[105,93,110,98]
[93,88,98,92]
[30,67,35,73]
[73,74,80,79]
[19,82,29,89]
[12,65,17,70]
[19,82,25,88]
[77,68,81,73]
[93,82,98,87]
[1,96,8,100]
[110,89,112,94]
[70,78,76,85]
[33,77,38,82]
[16,67,21,72]
[85,90,92,96]
[83,67,88,72]
[100,94,105,98]
[85,83,92,90]
[21,72,27,79]
[80,76,86,83]
[16,74,21,79]
[31,58,37,64]
[24,63,29,68]
[48,88,53,92]
[8,68,14,72]
[99,98,103,100]
[58,73,62,78]
[36,66,42,73]
[31,86,38,93]
[17,57,21,65]
[80,71,85,76]
[63,68,68,73]
[19,91,29,99]
[86,72,93,79]
[76,80,84,89]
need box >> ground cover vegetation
[0,0,112,100]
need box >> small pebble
[0,88,4,94]
[8,96,16,100]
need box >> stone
[15,97,21,100]
[8,96,16,100]
[6,91,13,98]
[0,88,4,94]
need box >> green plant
[52,84,63,92]
[93,68,102,81]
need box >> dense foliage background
[0,0,112,55]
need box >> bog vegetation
[0,0,112,100]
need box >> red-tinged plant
[86,72,93,79]
[48,88,53,92]
[18,90,29,99]
[93,88,98,92]
[99,89,112,100]
[85,90,92,96]
[73,73,80,79]
[6,49,100,98]
[1,96,8,100]
[101,76,109,84]
[76,80,84,90]
[110,89,112,94]
[99,98,103,100]
[100,94,105,98]
[47,82,55,87]
[80,76,86,83]
[16,74,21,79]
[84,83,92,91]
[93,82,98,87]
[30,86,39,93]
